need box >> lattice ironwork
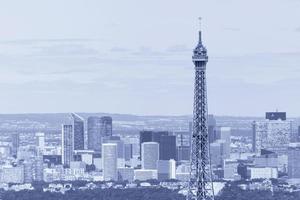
[187,28,214,200]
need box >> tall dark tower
[187,19,214,200]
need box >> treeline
[216,184,300,200]
[0,188,185,200]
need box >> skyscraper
[35,132,45,152]
[71,113,84,150]
[187,20,214,200]
[102,143,118,181]
[11,133,19,158]
[288,143,300,178]
[139,131,168,159]
[87,116,112,154]
[141,142,159,170]
[208,114,217,143]
[62,124,73,166]
[253,113,292,155]
[216,127,231,158]
[159,135,176,160]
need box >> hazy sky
[0,0,300,116]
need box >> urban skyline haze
[0,0,300,116]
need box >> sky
[0,0,300,116]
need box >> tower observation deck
[187,19,215,200]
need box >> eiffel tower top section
[192,18,208,63]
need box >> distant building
[124,144,133,161]
[266,112,286,121]
[71,113,84,150]
[1,166,24,184]
[141,142,159,170]
[35,132,45,151]
[159,135,176,160]
[254,151,278,168]
[11,133,19,157]
[208,115,217,143]
[210,140,225,167]
[139,131,168,159]
[177,146,190,161]
[216,127,231,158]
[24,161,33,183]
[134,169,158,181]
[62,124,73,166]
[253,115,292,155]
[172,131,190,161]
[102,143,118,181]
[73,150,94,165]
[35,151,44,181]
[288,143,300,178]
[103,136,125,168]
[87,116,112,154]
[157,159,176,180]
[118,167,134,182]
[248,167,278,179]
[223,159,240,180]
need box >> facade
[177,146,190,161]
[11,133,19,157]
[124,143,133,161]
[266,112,286,121]
[117,167,134,182]
[1,166,24,183]
[141,142,159,170]
[87,116,112,153]
[159,135,176,160]
[253,119,292,154]
[216,127,231,158]
[134,169,158,181]
[157,159,176,180]
[62,124,73,166]
[248,167,278,179]
[35,132,45,151]
[102,143,118,181]
[223,159,239,180]
[71,113,84,150]
[254,152,278,168]
[288,143,300,178]
[210,140,226,167]
[139,131,168,158]
[208,114,217,143]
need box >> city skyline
[0,0,300,117]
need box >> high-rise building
[24,161,33,183]
[62,124,73,166]
[139,131,168,158]
[11,133,19,157]
[216,127,231,158]
[266,112,286,121]
[102,143,118,181]
[124,143,133,161]
[223,159,240,180]
[288,143,300,178]
[1,166,24,184]
[141,142,159,170]
[71,113,84,150]
[253,114,292,155]
[159,135,176,160]
[177,146,190,161]
[157,159,176,180]
[87,116,112,153]
[118,167,134,182]
[134,169,158,181]
[35,132,45,151]
[208,114,217,143]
